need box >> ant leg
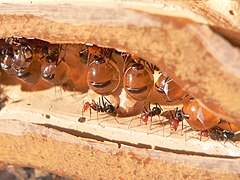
[158,115,164,137]
[113,116,120,124]
[147,116,152,135]
[128,116,135,129]
[181,119,184,136]
[97,110,100,124]
[140,112,143,126]
[101,96,106,109]
[150,116,153,130]
[89,107,92,119]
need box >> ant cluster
[0,36,70,86]
[0,37,239,143]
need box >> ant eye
[87,57,120,95]
[41,61,70,86]
[123,62,154,101]
[155,74,188,102]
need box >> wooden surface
[0,119,240,179]
[0,0,240,123]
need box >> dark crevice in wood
[36,123,240,160]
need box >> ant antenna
[56,44,68,66]
[103,96,111,105]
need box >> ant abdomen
[123,62,154,101]
[217,120,240,133]
[87,56,120,95]
[182,99,220,130]
[41,61,70,86]
[16,57,42,84]
[155,74,188,102]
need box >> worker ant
[208,127,239,142]
[168,107,186,132]
[82,96,119,123]
[128,103,163,132]
[123,54,154,101]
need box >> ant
[129,103,163,132]
[209,127,238,142]
[122,54,154,101]
[198,127,239,144]
[82,96,119,123]
[41,44,70,86]
[84,44,120,96]
[155,73,189,103]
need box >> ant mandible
[82,96,119,123]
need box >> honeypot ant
[155,73,189,103]
[182,98,220,131]
[0,38,16,76]
[41,44,70,86]
[85,45,120,95]
[82,96,119,123]
[123,54,154,101]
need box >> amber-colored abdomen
[182,99,220,130]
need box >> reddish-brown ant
[85,45,120,95]
[182,99,220,131]
[168,107,186,132]
[82,96,119,123]
[155,73,189,102]
[140,103,163,125]
[123,54,154,101]
[128,103,163,132]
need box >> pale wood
[0,119,240,179]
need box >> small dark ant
[82,96,119,123]
[168,107,189,132]
[208,127,238,142]
[129,103,163,132]
[140,103,163,125]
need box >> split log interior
[0,0,240,179]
